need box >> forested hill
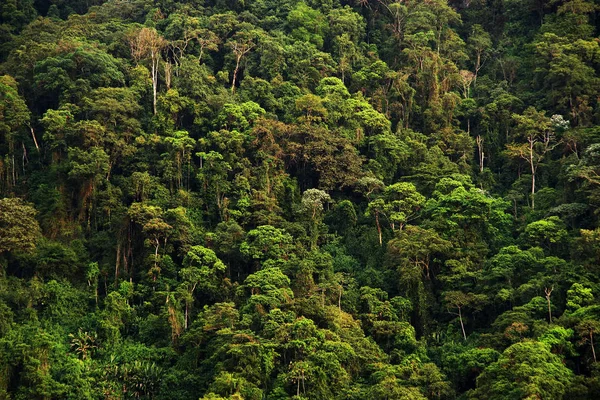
[2,0,600,398]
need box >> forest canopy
[1,0,600,398]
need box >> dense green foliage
[2,0,600,398]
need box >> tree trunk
[154,238,160,270]
[375,211,382,246]
[231,55,242,93]
[530,138,536,210]
[592,331,597,363]
[531,172,536,210]
[458,307,467,341]
[28,124,40,151]
[185,301,189,330]
[151,53,158,115]
[545,287,553,324]
[115,242,121,287]
[476,135,484,173]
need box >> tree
[576,320,600,363]
[129,27,167,115]
[365,182,424,246]
[387,226,451,334]
[443,291,487,341]
[425,176,512,263]
[474,341,573,399]
[227,27,259,93]
[299,188,331,249]
[505,108,561,209]
[0,197,41,254]
[239,267,294,315]
[128,203,172,281]
[180,246,227,328]
[381,182,425,232]
[163,130,195,190]
[240,225,294,265]
[0,75,33,190]
[467,25,492,83]
[521,216,569,254]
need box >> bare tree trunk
[231,55,242,93]
[12,154,16,186]
[458,307,466,341]
[531,172,536,210]
[592,331,597,363]
[115,242,121,287]
[28,124,40,151]
[529,138,536,210]
[545,286,553,324]
[376,211,382,246]
[476,135,484,173]
[164,61,171,90]
[185,302,189,330]
[154,239,160,269]
[152,52,159,115]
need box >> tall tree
[129,27,167,115]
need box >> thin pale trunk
[592,331,597,363]
[152,54,158,115]
[22,142,27,173]
[531,171,536,210]
[185,302,189,330]
[476,135,484,173]
[232,55,242,93]
[474,52,481,84]
[375,211,382,246]
[164,61,171,90]
[530,139,536,209]
[545,287,553,324]
[115,242,121,287]
[458,307,466,341]
[28,124,40,151]
[12,154,16,186]
[154,239,160,269]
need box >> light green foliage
[216,101,266,131]
[300,188,331,249]
[473,341,573,399]
[0,197,41,254]
[239,267,293,315]
[425,175,512,261]
[567,283,594,312]
[287,2,328,49]
[522,216,569,252]
[0,75,30,138]
[240,225,294,263]
[181,245,227,297]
